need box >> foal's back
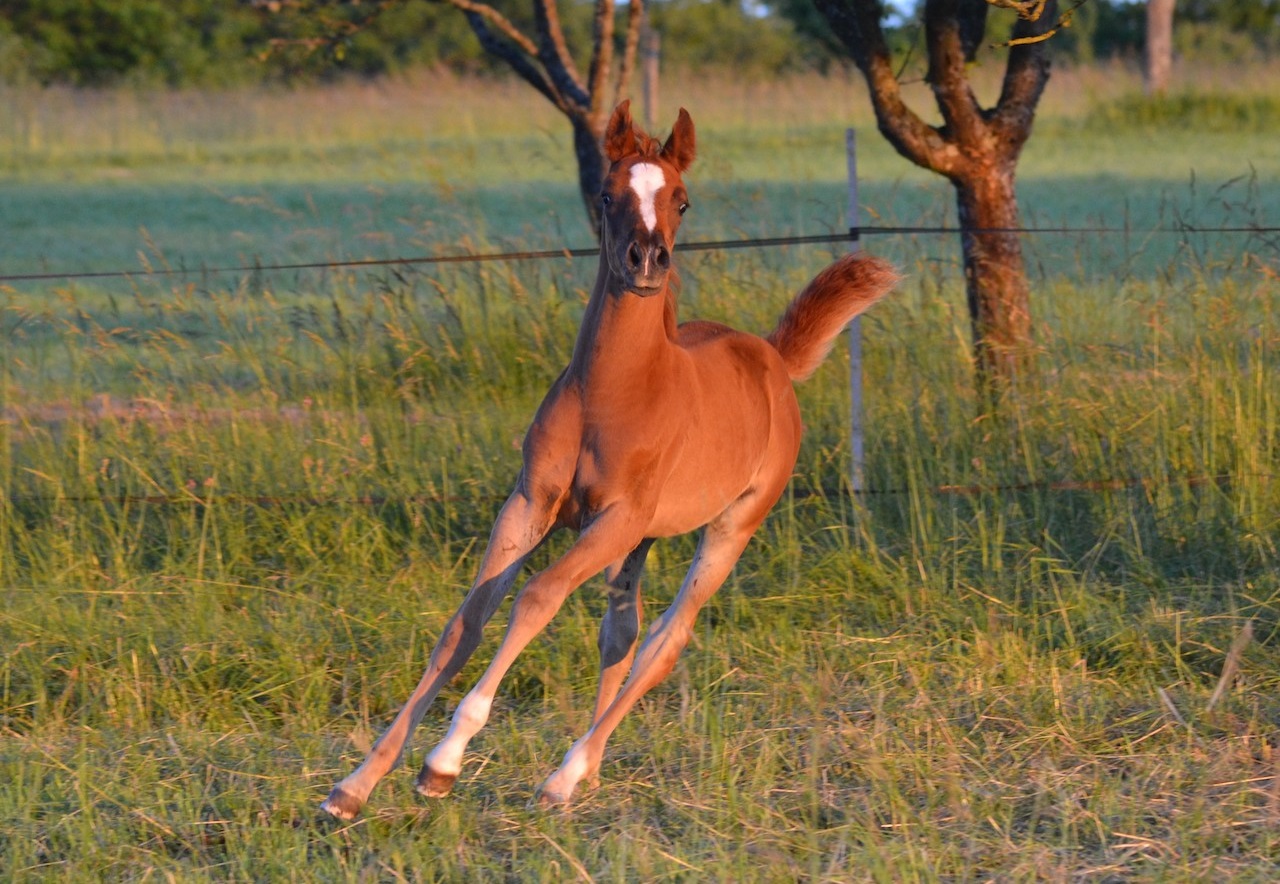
[632,321,803,538]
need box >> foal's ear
[660,108,696,173]
[604,100,638,163]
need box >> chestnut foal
[322,101,897,819]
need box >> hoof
[320,787,364,821]
[534,782,574,809]
[415,767,457,799]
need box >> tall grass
[4,61,1280,184]
[2,67,1279,878]
[3,62,1277,285]
[4,232,1279,877]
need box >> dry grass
[5,59,1279,177]
[1,64,1279,880]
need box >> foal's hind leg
[320,489,555,820]
[593,540,654,725]
[537,504,766,806]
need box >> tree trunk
[812,0,1055,396]
[441,0,645,239]
[1146,0,1175,95]
[953,163,1034,390]
[571,116,609,234]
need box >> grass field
[2,63,1280,880]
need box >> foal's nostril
[627,242,643,269]
[656,246,670,270]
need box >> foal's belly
[645,481,744,537]
[555,424,764,538]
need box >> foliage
[255,0,490,80]
[1086,89,1280,134]
[0,0,826,85]
[1049,0,1280,62]
[1,70,1278,877]
[1041,0,1145,62]
[776,0,1280,68]
[1,0,1278,87]
[0,0,264,86]
[650,0,824,72]
[1179,0,1280,32]
[1174,21,1280,64]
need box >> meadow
[2,62,1279,880]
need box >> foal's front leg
[538,511,764,806]
[320,489,555,820]
[416,507,649,797]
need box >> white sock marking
[629,163,665,232]
[425,692,492,776]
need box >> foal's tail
[766,253,900,381]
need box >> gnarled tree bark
[813,0,1056,393]
[445,0,643,236]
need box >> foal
[322,101,898,819]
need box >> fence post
[641,25,660,132]
[846,128,865,494]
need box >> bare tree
[445,0,644,234]
[260,0,642,235]
[812,0,1059,390]
[1146,0,1175,94]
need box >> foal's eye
[601,194,612,206]
[678,203,690,216]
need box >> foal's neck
[568,266,679,384]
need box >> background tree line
[1,0,1276,88]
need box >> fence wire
[4,219,1276,507]
[3,223,1278,284]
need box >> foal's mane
[632,133,663,158]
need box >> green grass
[1085,91,1280,134]
[2,65,1277,279]
[2,66,1280,879]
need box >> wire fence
[3,223,1278,284]
[4,218,1276,507]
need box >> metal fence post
[641,25,660,132]
[846,128,865,494]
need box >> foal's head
[600,101,696,296]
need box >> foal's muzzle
[625,238,671,295]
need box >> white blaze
[629,162,665,232]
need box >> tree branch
[442,0,539,59]
[990,0,1056,158]
[453,6,566,113]
[614,0,644,109]
[924,0,987,157]
[441,0,598,118]
[985,0,1050,20]
[586,0,616,125]
[813,0,963,177]
[810,0,880,71]
[958,0,989,60]
[532,0,589,111]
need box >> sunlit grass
[2,64,1279,879]
[4,230,1279,876]
[3,62,1279,186]
[2,64,1276,284]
